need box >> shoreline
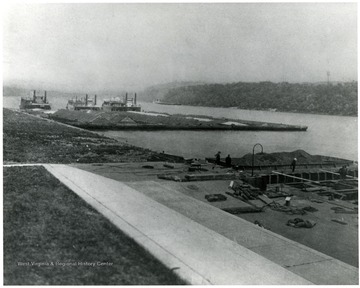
[148,101,358,118]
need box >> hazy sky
[3,3,357,92]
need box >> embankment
[3,108,183,164]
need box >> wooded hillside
[163,81,357,116]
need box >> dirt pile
[233,150,351,166]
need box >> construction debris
[270,202,307,215]
[331,207,358,214]
[287,218,317,228]
[222,206,263,214]
[302,186,327,192]
[302,206,319,213]
[228,180,261,200]
[310,198,324,203]
[254,220,267,229]
[157,174,182,182]
[265,191,293,198]
[258,195,274,205]
[331,219,348,225]
[185,173,237,181]
[205,194,227,202]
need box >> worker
[215,151,221,165]
[291,158,297,172]
[212,151,221,170]
[339,165,348,180]
[225,154,232,167]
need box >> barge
[153,99,181,105]
[49,110,308,131]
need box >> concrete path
[4,163,47,167]
[44,164,312,285]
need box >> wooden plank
[320,169,358,180]
[258,194,274,205]
[271,171,320,184]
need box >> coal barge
[49,109,308,131]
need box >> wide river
[4,97,358,160]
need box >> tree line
[163,81,357,116]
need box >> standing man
[339,165,348,180]
[215,151,221,165]
[225,154,232,167]
[291,158,297,172]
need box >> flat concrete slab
[44,164,312,285]
[70,162,231,182]
[72,162,358,274]
[239,186,358,267]
[126,180,358,284]
[287,259,359,285]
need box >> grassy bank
[3,166,186,285]
[3,109,179,163]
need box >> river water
[4,96,357,160]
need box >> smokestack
[33,90,36,102]
[134,93,137,105]
[94,94,97,105]
[44,91,47,103]
[125,93,128,104]
[85,94,88,106]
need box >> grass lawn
[3,166,186,285]
[3,109,176,164]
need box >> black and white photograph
[2,2,358,285]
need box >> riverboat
[66,94,100,111]
[20,90,51,110]
[102,93,141,112]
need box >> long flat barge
[49,109,308,131]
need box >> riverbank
[49,109,307,131]
[152,102,358,118]
[3,109,182,164]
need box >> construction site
[70,149,358,271]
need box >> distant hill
[162,81,358,116]
[138,81,206,103]
[3,86,29,97]
[3,85,126,100]
[4,86,85,100]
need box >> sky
[3,3,358,92]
